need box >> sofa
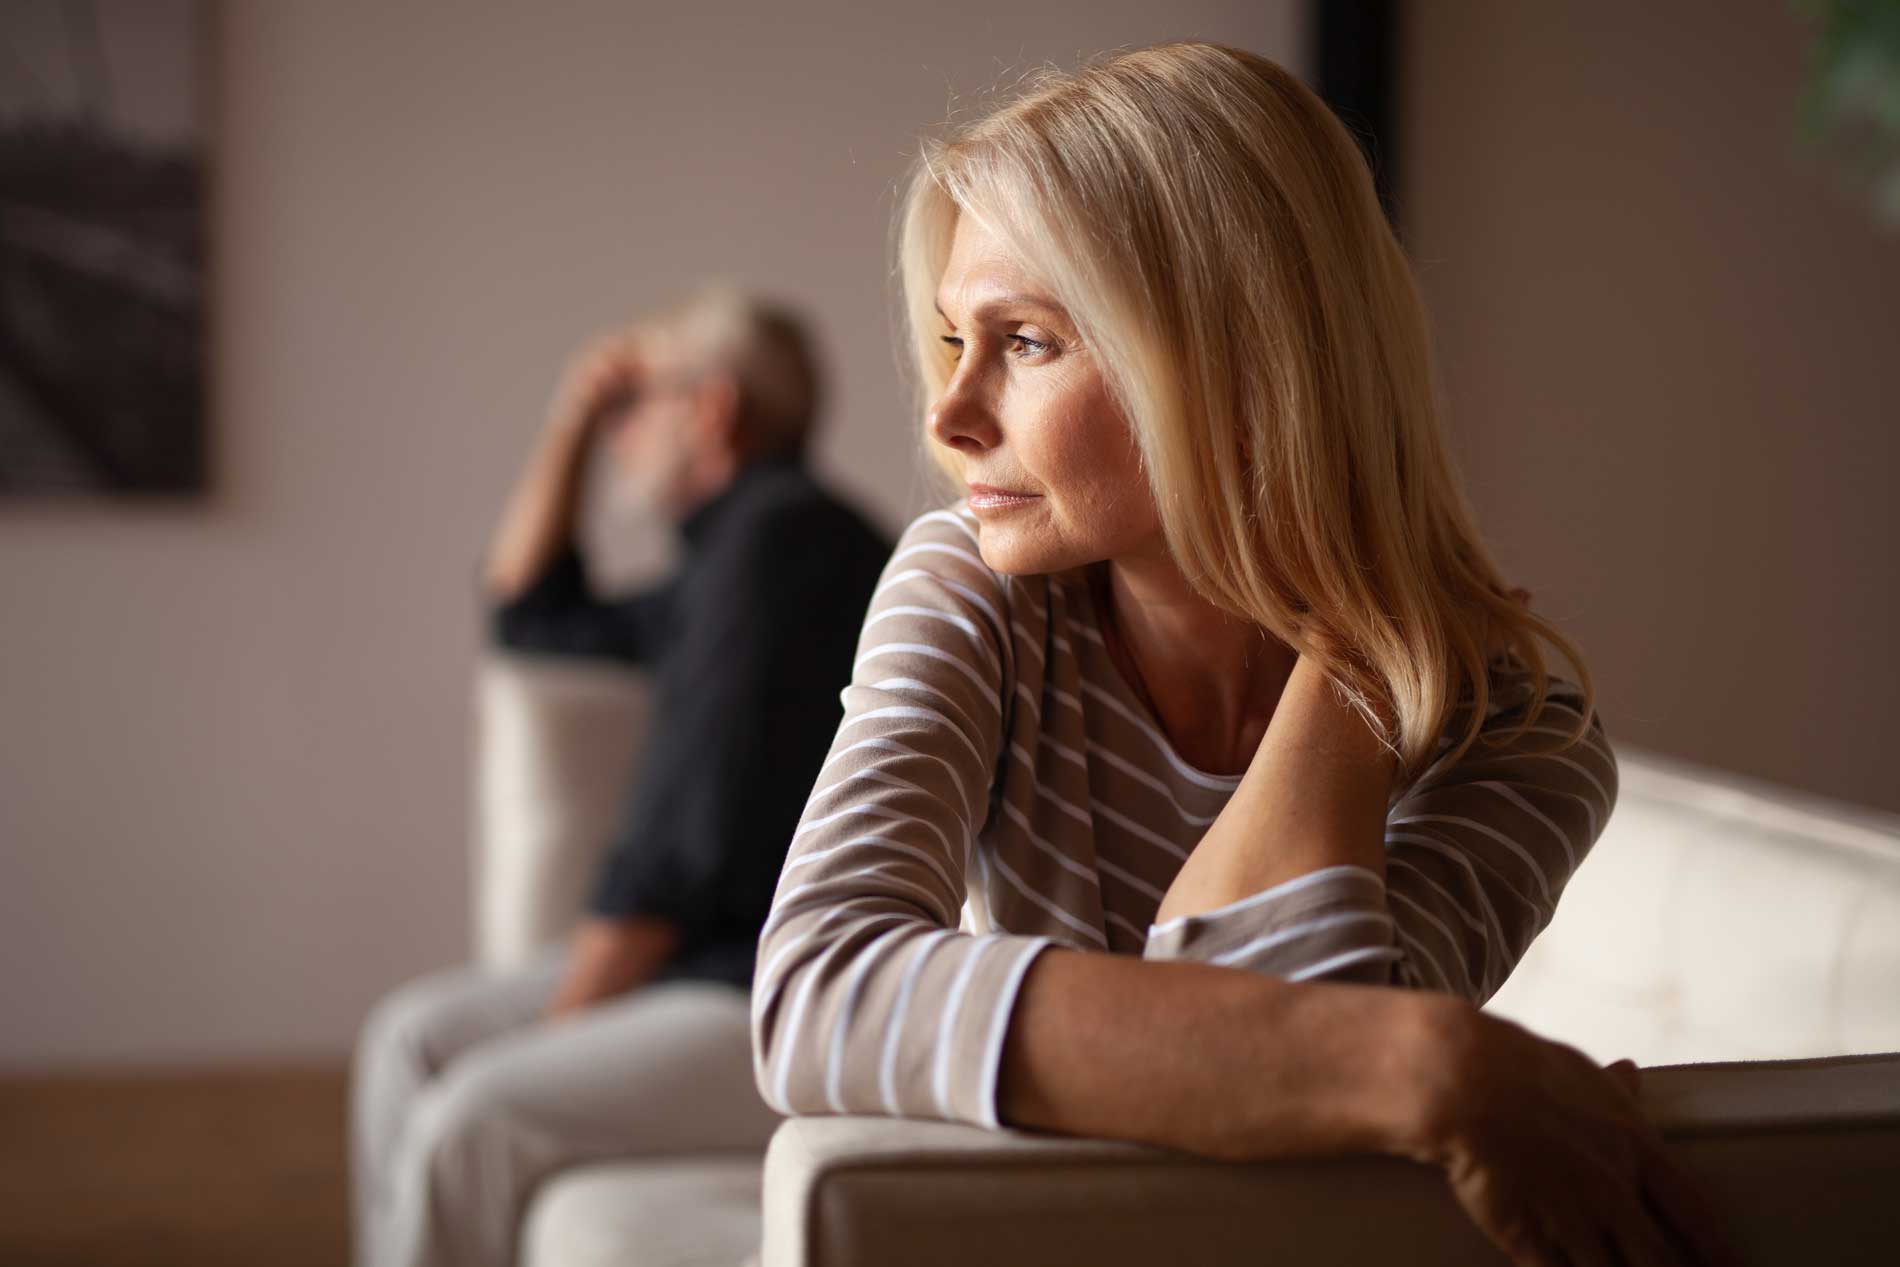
[472,653,1900,1267]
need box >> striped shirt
[750,504,1618,1130]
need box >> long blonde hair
[896,41,1597,783]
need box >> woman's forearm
[997,945,1456,1162]
[1153,655,1397,925]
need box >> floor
[0,1066,350,1267]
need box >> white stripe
[752,904,869,1024]
[856,642,994,696]
[879,930,956,1115]
[1385,845,1509,994]
[1285,945,1404,982]
[796,801,953,858]
[1148,864,1381,936]
[1484,749,1611,827]
[1387,887,1469,993]
[873,566,1005,635]
[864,676,986,749]
[838,705,984,768]
[818,734,971,811]
[824,923,914,1112]
[1089,799,1191,862]
[1388,812,1554,904]
[1105,909,1148,944]
[1098,856,1165,903]
[865,605,997,668]
[1078,680,1243,792]
[914,508,980,546]
[931,937,1000,1116]
[1470,780,1580,872]
[759,864,956,940]
[809,766,974,836]
[982,841,1109,947]
[1009,620,1047,665]
[1208,909,1395,970]
[1006,744,1092,826]
[998,799,1098,882]
[976,938,1054,1130]
[771,931,858,1111]
[1086,741,1221,825]
[785,833,959,900]
[1393,924,1460,996]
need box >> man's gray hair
[653,284,823,459]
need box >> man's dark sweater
[491,454,892,990]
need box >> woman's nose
[927,376,1002,455]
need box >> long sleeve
[1141,674,1618,1006]
[489,541,677,667]
[1379,686,1618,1002]
[750,511,1055,1129]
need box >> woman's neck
[1091,545,1296,776]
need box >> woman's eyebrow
[933,295,1065,324]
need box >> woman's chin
[972,520,1078,577]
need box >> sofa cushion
[523,1155,763,1267]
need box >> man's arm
[484,334,640,603]
[544,916,682,1019]
[556,498,844,1013]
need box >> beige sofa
[473,654,1900,1267]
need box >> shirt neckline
[1068,565,1246,791]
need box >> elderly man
[351,288,891,1267]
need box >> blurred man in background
[350,287,891,1267]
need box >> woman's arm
[1140,655,1616,1005]
[1000,950,1734,1267]
[751,509,1056,1127]
[1152,654,1395,926]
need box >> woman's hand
[1414,1005,1739,1267]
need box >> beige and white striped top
[750,505,1618,1130]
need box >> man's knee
[357,968,471,1086]
[402,1055,550,1195]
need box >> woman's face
[928,213,1161,575]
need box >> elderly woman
[751,42,1730,1267]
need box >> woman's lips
[966,484,1041,513]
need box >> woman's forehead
[937,217,1066,320]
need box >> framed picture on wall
[0,0,207,496]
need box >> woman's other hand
[1414,1005,1740,1267]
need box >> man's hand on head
[549,333,645,440]
[543,916,683,1020]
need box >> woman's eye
[1009,334,1050,358]
[939,335,963,359]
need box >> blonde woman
[753,42,1731,1267]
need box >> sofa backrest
[1485,743,1900,1065]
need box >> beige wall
[1402,1,1899,815]
[0,2,1306,1067]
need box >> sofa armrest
[761,1053,1900,1267]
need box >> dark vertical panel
[1312,0,1401,230]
